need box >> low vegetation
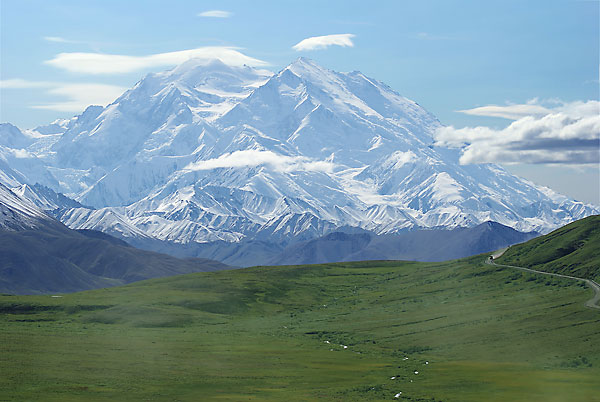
[498,215,600,282]
[1,254,599,401]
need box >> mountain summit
[0,58,596,246]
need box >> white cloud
[457,103,551,120]
[0,79,55,89]
[44,47,268,74]
[11,149,34,159]
[389,151,417,168]
[198,10,232,18]
[32,83,127,112]
[184,150,336,173]
[43,36,78,44]
[292,34,355,51]
[1,79,126,112]
[435,100,600,165]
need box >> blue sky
[1,0,599,204]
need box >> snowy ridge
[11,183,84,211]
[0,58,597,245]
[0,182,55,231]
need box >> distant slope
[269,221,538,266]
[497,215,600,282]
[135,238,286,268]
[0,184,230,295]
[126,221,537,267]
[11,183,86,211]
[0,228,229,295]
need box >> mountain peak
[167,57,235,76]
[291,56,319,66]
[285,57,332,78]
[131,58,270,101]
[0,123,32,148]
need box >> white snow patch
[389,150,417,169]
[368,135,383,151]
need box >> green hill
[498,215,600,282]
[1,219,599,401]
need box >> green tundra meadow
[1,249,599,401]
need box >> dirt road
[487,249,600,310]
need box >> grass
[498,215,600,282]
[1,256,599,401]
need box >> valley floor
[1,257,599,401]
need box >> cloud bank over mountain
[436,100,600,165]
[44,47,269,74]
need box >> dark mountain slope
[0,184,230,295]
[268,221,538,265]
[123,221,538,267]
[0,231,122,295]
[0,227,230,295]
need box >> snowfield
[0,58,596,244]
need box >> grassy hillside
[1,255,599,401]
[498,215,600,282]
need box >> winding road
[486,248,600,311]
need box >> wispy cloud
[44,47,268,74]
[435,100,600,165]
[185,150,336,173]
[33,84,126,112]
[198,10,232,18]
[415,32,456,41]
[292,34,355,51]
[1,79,126,112]
[0,79,56,89]
[43,36,79,44]
[457,101,552,120]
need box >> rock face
[0,58,596,247]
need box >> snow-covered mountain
[0,180,230,295]
[11,183,85,212]
[0,182,61,232]
[0,57,596,245]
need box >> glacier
[0,57,596,246]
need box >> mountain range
[0,57,597,253]
[268,221,539,266]
[0,183,228,294]
[0,180,538,294]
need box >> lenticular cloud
[44,47,268,74]
[292,34,355,51]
